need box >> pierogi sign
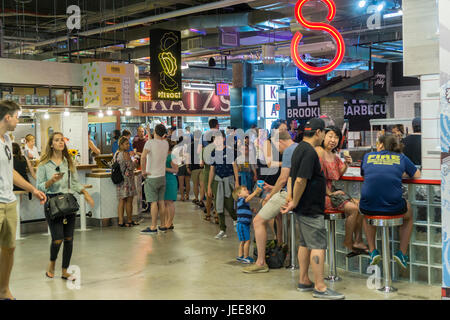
[141,89,230,115]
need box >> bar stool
[324,208,345,281]
[365,214,404,293]
[76,184,93,232]
[287,211,298,270]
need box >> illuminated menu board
[216,83,230,96]
[139,80,152,101]
[150,29,182,101]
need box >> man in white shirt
[0,101,46,300]
[140,124,169,235]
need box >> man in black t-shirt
[282,118,345,300]
[402,117,421,166]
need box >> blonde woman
[37,132,94,281]
[24,134,40,160]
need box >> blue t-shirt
[282,143,298,169]
[236,197,253,225]
[112,139,133,154]
[360,151,417,213]
[211,147,235,178]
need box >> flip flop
[352,247,369,255]
[62,275,76,281]
[45,271,54,279]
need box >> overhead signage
[141,89,230,116]
[344,99,387,131]
[150,29,182,101]
[290,0,345,76]
[216,83,230,96]
[139,80,152,102]
[373,62,388,96]
[286,86,320,123]
[263,85,280,120]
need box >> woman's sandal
[61,274,76,281]
[45,271,54,279]
[204,215,211,221]
[118,223,126,227]
[214,216,219,224]
[128,221,140,226]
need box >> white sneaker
[215,231,227,239]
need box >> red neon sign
[290,0,345,76]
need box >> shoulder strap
[68,168,71,192]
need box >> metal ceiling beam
[12,0,258,53]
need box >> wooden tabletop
[86,170,142,179]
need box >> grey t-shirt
[0,134,16,203]
[281,143,298,169]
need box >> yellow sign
[107,64,125,75]
[367,154,401,165]
[102,77,122,106]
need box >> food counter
[85,170,143,222]
[328,170,443,286]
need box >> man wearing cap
[402,118,421,167]
[282,118,345,299]
[242,130,297,273]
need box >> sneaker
[140,227,157,235]
[297,282,315,292]
[241,256,255,264]
[158,226,168,232]
[236,256,244,262]
[242,263,269,273]
[215,231,227,239]
[394,250,409,269]
[369,249,381,266]
[312,288,345,300]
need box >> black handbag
[47,170,79,221]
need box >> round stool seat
[365,214,404,227]
[324,209,345,220]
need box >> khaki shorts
[202,165,211,188]
[258,191,287,221]
[191,169,202,186]
[144,176,166,203]
[0,201,17,249]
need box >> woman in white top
[24,134,40,160]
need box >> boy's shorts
[236,222,251,242]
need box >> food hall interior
[0,0,449,301]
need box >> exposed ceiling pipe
[17,0,258,52]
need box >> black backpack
[253,240,288,269]
[111,153,124,185]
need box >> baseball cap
[304,118,325,132]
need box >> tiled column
[420,74,441,179]
[439,0,450,300]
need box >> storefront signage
[141,90,230,116]
[344,99,387,131]
[216,83,230,96]
[373,62,388,96]
[139,80,152,102]
[290,0,345,76]
[286,87,320,125]
[150,29,182,101]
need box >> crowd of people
[0,99,422,300]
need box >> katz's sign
[141,90,230,116]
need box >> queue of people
[0,98,424,300]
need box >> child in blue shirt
[232,185,262,263]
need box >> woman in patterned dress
[115,136,138,227]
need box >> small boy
[232,185,262,264]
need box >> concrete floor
[10,200,441,300]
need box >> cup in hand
[256,180,264,189]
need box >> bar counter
[330,169,443,286]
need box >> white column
[420,74,441,179]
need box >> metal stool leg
[325,219,341,281]
[379,226,396,292]
[287,211,298,270]
[282,213,288,244]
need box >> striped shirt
[236,197,253,225]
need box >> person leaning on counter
[359,134,420,269]
[37,132,95,281]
